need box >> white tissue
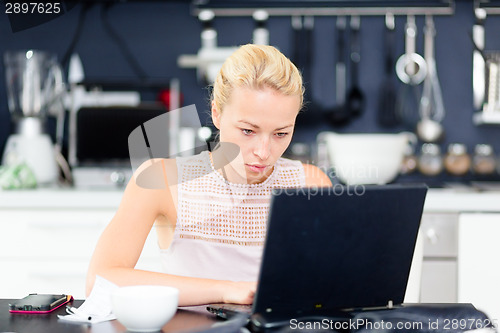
[57,275,118,324]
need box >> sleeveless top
[159,150,306,281]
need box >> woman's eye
[242,129,254,135]
[275,132,289,138]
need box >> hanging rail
[477,0,500,15]
[191,0,455,17]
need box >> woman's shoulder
[275,157,332,187]
[132,157,177,190]
[120,157,177,218]
[301,163,332,187]
[276,156,304,169]
[132,151,210,186]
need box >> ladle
[346,15,365,118]
[328,16,350,125]
[378,13,399,127]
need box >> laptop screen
[253,184,428,319]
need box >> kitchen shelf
[192,0,455,16]
[473,111,500,124]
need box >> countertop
[0,187,124,209]
[0,187,499,213]
[424,188,500,213]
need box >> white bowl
[111,285,179,332]
[320,132,416,185]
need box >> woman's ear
[211,101,221,130]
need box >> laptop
[207,184,428,329]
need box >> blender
[2,50,65,185]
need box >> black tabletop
[1,299,219,333]
[3,298,488,333]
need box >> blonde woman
[86,44,332,306]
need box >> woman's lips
[245,164,268,173]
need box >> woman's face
[212,86,301,184]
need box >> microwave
[69,103,168,187]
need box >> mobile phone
[9,294,73,314]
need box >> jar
[418,143,443,176]
[400,145,418,175]
[472,144,496,175]
[444,143,471,176]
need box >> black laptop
[207,184,428,329]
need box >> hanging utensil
[396,15,427,85]
[472,7,487,111]
[346,15,365,118]
[328,16,350,126]
[252,10,269,45]
[416,15,445,143]
[395,15,427,128]
[291,16,304,71]
[378,13,400,127]
[292,16,322,127]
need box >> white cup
[111,285,179,332]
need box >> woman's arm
[85,159,256,306]
[302,163,333,187]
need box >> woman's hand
[221,281,257,304]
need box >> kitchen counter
[0,187,500,213]
[0,187,124,209]
[424,188,500,213]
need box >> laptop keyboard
[206,303,252,319]
[219,304,252,314]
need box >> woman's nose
[253,137,271,160]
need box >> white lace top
[159,150,306,281]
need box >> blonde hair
[211,44,304,113]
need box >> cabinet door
[458,213,500,323]
[1,260,89,299]
[419,213,458,303]
[421,213,458,258]
[421,261,457,303]
[0,210,113,259]
[0,209,161,299]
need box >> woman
[86,44,332,306]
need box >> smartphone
[9,294,72,314]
